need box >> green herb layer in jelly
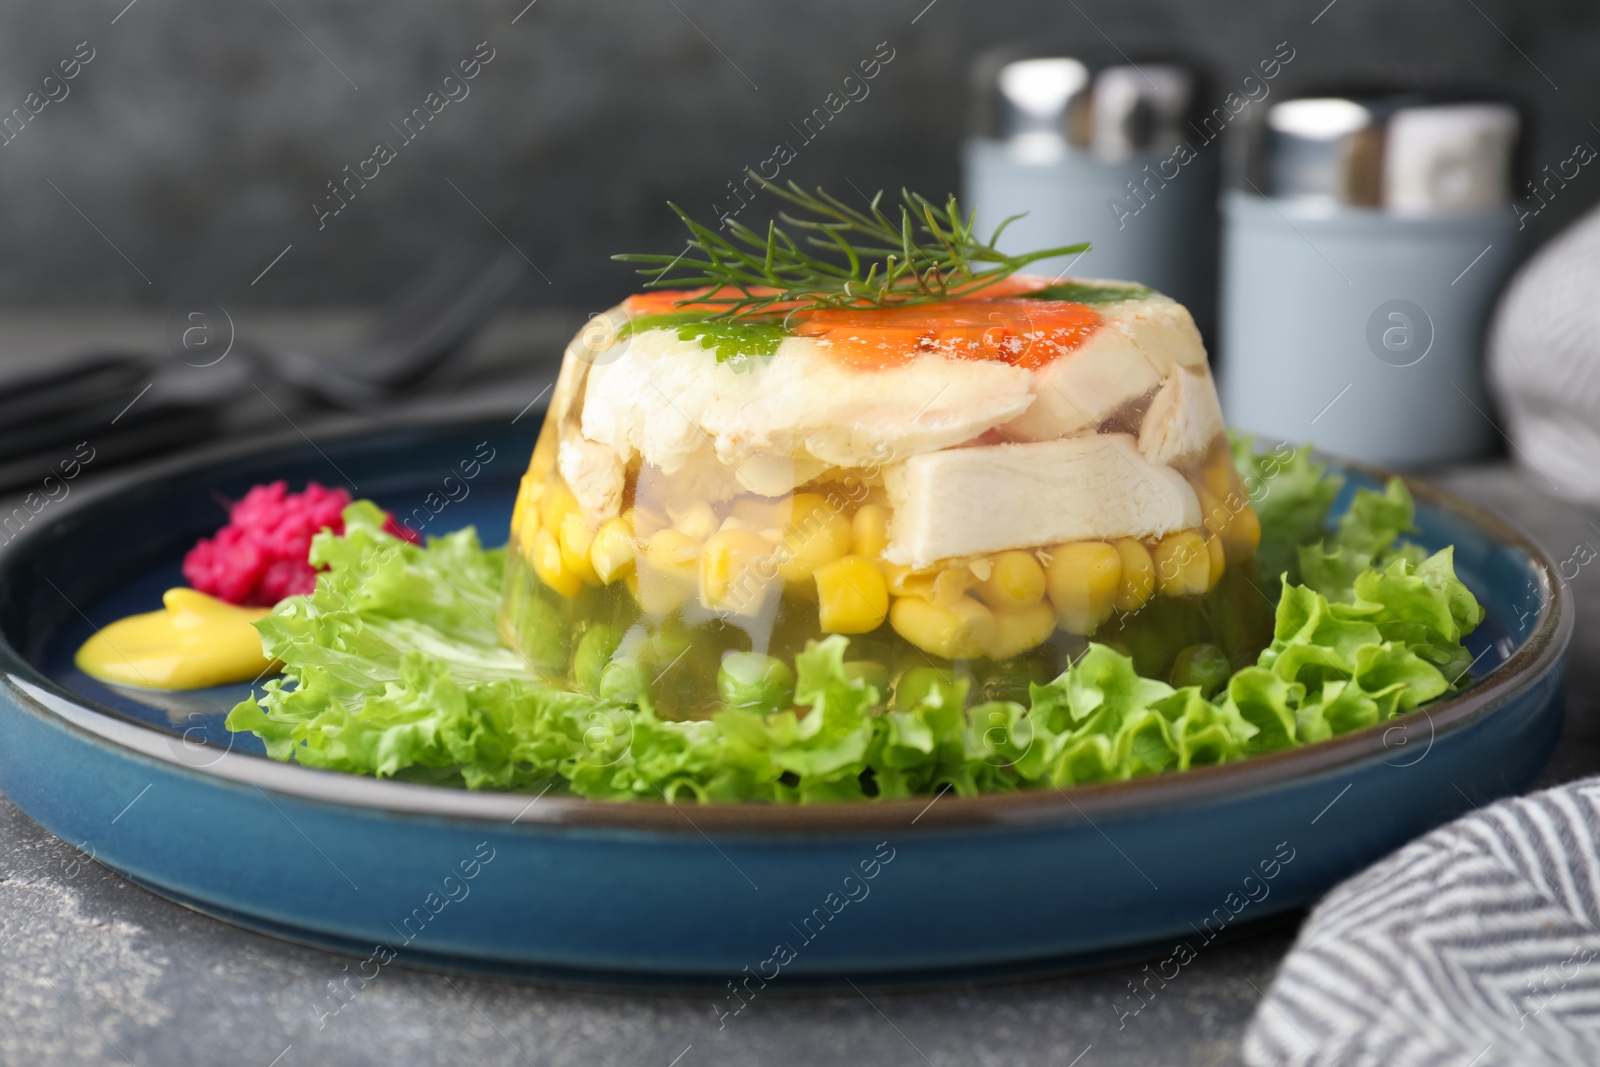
[617,311,788,364]
[1023,281,1152,304]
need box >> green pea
[841,660,890,699]
[717,652,795,714]
[1171,643,1231,697]
[512,594,569,675]
[599,659,651,712]
[895,666,968,712]
[573,623,624,696]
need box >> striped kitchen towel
[1243,779,1600,1067]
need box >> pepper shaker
[963,53,1219,339]
[1218,93,1522,466]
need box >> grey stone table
[0,315,1595,1067]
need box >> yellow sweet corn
[889,594,996,660]
[814,555,890,634]
[701,528,777,614]
[1222,503,1261,563]
[984,601,1057,659]
[974,550,1046,611]
[852,504,891,559]
[526,431,559,483]
[558,512,601,586]
[532,527,583,598]
[882,563,976,608]
[510,474,542,543]
[777,499,852,584]
[1112,539,1156,613]
[637,528,700,614]
[629,505,668,539]
[513,490,542,563]
[1047,541,1122,634]
[669,500,719,542]
[644,528,700,581]
[1153,530,1210,597]
[1201,446,1240,499]
[1196,488,1261,564]
[1196,488,1230,541]
[538,482,578,535]
[588,517,637,584]
[1205,532,1226,591]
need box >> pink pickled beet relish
[182,481,419,607]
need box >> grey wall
[0,0,1596,310]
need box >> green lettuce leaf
[230,452,1487,802]
[1229,434,1344,592]
[1299,478,1427,603]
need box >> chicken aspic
[501,277,1271,719]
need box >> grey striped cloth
[1243,779,1600,1067]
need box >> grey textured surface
[0,789,1293,1067]
[0,0,1596,310]
[0,326,1597,1066]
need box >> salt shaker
[1218,93,1522,466]
[963,54,1218,338]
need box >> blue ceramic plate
[0,411,1571,987]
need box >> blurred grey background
[0,0,1593,314]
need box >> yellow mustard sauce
[75,588,278,690]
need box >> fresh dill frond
[613,174,1089,320]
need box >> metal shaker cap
[971,52,1198,163]
[1249,93,1520,214]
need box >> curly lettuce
[227,448,1485,801]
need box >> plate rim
[0,406,1573,836]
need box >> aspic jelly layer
[500,433,1269,719]
[501,280,1273,718]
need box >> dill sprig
[613,175,1089,320]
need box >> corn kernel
[889,594,996,660]
[1196,488,1230,542]
[510,474,543,543]
[669,501,719,542]
[1201,446,1240,499]
[852,504,891,559]
[1153,530,1210,598]
[527,430,559,482]
[984,601,1057,659]
[634,528,701,614]
[882,562,924,597]
[558,512,601,586]
[975,550,1046,611]
[815,555,890,634]
[538,482,578,535]
[532,527,583,597]
[1205,533,1226,590]
[1047,541,1122,635]
[777,504,852,584]
[588,517,637,584]
[1222,503,1261,563]
[1112,539,1156,613]
[644,528,700,581]
[630,505,668,538]
[882,563,975,608]
[785,492,831,523]
[701,528,777,614]
[515,498,542,563]
[1195,486,1260,566]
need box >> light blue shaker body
[1218,190,1520,466]
[964,140,1220,338]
